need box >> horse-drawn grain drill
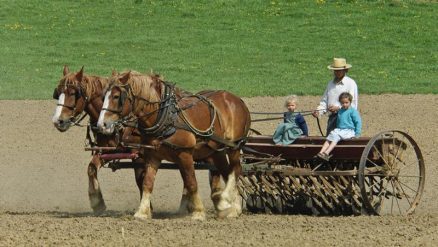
[52,66,425,218]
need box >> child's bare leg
[319,141,331,154]
[325,141,338,155]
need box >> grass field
[0,0,437,99]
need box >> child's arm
[352,110,362,137]
[295,114,309,136]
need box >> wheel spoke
[373,144,390,168]
[397,159,418,169]
[383,138,394,168]
[391,183,395,214]
[391,180,402,215]
[396,175,423,178]
[395,180,412,206]
[396,179,419,194]
[393,134,407,164]
[366,157,380,168]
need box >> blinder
[75,88,83,100]
[53,86,83,101]
[118,84,133,108]
[53,88,59,100]
[120,91,127,107]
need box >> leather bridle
[53,85,88,126]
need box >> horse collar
[137,82,178,138]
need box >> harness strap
[72,112,88,127]
[177,94,216,137]
[135,82,176,136]
[86,124,97,147]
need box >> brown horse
[52,66,144,214]
[98,71,251,220]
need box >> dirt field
[1,95,437,246]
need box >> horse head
[52,65,87,132]
[98,71,165,135]
[97,71,135,135]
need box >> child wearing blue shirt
[317,92,362,161]
[273,95,309,145]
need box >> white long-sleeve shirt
[316,75,358,114]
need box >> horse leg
[133,158,145,198]
[209,170,223,207]
[202,157,224,209]
[206,152,230,211]
[177,167,190,215]
[87,154,106,214]
[134,159,159,220]
[216,149,242,218]
[177,152,205,220]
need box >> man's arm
[349,80,359,110]
[314,84,330,116]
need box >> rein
[250,110,313,122]
[250,110,314,115]
[72,112,89,127]
[249,110,326,136]
[316,117,325,137]
[251,111,313,122]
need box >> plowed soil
[1,95,437,246]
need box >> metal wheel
[358,130,425,215]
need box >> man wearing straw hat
[312,58,358,135]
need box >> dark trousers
[326,113,338,136]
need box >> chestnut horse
[52,66,143,214]
[97,71,251,220]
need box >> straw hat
[327,58,352,70]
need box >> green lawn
[0,0,437,99]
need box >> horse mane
[59,73,109,99]
[116,71,163,102]
[82,76,109,99]
[114,71,194,100]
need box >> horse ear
[111,69,119,77]
[120,71,131,84]
[76,66,84,81]
[63,65,69,76]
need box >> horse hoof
[134,212,151,221]
[216,199,232,212]
[178,208,187,215]
[92,203,106,216]
[191,212,206,221]
[217,207,239,219]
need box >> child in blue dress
[273,95,308,145]
[317,92,362,161]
